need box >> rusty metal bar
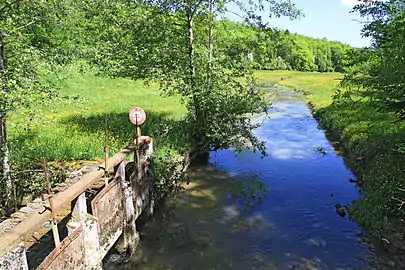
[104,113,109,187]
[0,138,149,257]
[104,146,109,187]
[42,158,61,248]
[36,226,84,270]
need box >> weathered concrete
[115,162,140,256]
[132,139,154,219]
[82,217,101,269]
[0,136,154,269]
[0,244,28,270]
[68,192,102,269]
[72,193,87,222]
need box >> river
[111,89,394,270]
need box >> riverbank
[255,70,405,241]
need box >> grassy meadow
[255,70,405,237]
[8,69,188,170]
[254,70,343,107]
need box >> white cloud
[341,0,361,6]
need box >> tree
[150,0,301,152]
[331,44,350,72]
[83,0,302,155]
[346,0,405,118]
[289,38,316,71]
[0,0,61,209]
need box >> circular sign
[129,107,146,125]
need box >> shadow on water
[109,166,281,270]
[107,89,403,270]
[109,166,359,270]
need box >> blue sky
[226,0,371,48]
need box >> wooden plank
[0,137,150,257]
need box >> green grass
[255,70,405,238]
[4,66,191,207]
[8,70,188,168]
[8,69,340,168]
[254,70,343,107]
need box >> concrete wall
[0,138,154,270]
[0,244,29,270]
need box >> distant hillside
[216,20,354,72]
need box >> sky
[226,0,371,48]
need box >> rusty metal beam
[0,137,150,257]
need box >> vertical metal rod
[104,147,109,187]
[104,113,109,186]
[43,158,61,248]
[136,123,142,183]
[135,114,139,164]
[104,113,108,150]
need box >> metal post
[135,114,140,165]
[129,107,146,172]
[104,146,109,187]
[41,158,61,248]
[104,113,109,187]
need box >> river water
[114,90,392,270]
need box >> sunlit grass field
[254,70,343,107]
[9,69,342,167]
[8,70,187,168]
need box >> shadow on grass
[60,111,191,154]
[9,110,191,168]
[2,110,190,218]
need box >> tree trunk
[186,8,197,95]
[186,7,205,146]
[208,0,214,62]
[0,114,11,204]
[0,31,12,209]
[207,0,214,91]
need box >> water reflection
[112,95,395,270]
